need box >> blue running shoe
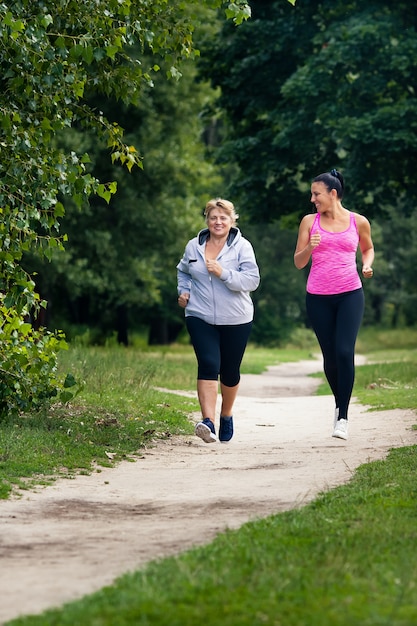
[195,418,217,443]
[219,415,233,443]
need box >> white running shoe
[332,418,348,440]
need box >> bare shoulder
[353,212,371,227]
[299,213,316,228]
[353,212,372,240]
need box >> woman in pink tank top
[294,169,374,441]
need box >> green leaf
[54,202,65,218]
[82,46,94,65]
[59,391,74,403]
[41,14,53,28]
[106,45,120,59]
[97,184,112,204]
[63,373,77,388]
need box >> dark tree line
[199,0,417,338]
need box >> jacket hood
[198,226,239,246]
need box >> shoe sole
[195,422,217,443]
[332,430,348,440]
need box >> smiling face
[310,181,335,213]
[207,208,232,238]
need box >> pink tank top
[306,212,362,295]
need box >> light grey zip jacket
[177,227,260,325]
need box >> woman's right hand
[309,233,321,249]
[177,292,190,308]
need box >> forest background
[1,0,416,416]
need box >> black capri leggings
[185,316,253,387]
[306,288,364,420]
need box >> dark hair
[313,169,345,199]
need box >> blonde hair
[204,198,239,227]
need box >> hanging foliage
[0,0,251,417]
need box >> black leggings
[185,317,253,387]
[306,288,364,420]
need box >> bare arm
[294,215,320,269]
[356,214,374,278]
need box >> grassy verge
[0,346,199,499]
[2,327,417,625]
[314,326,417,413]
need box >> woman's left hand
[362,265,373,279]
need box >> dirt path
[0,357,416,624]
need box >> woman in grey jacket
[177,198,260,444]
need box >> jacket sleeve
[176,242,193,295]
[220,240,260,292]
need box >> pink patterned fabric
[306,212,362,295]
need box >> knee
[337,346,354,367]
[198,357,219,380]
[220,373,240,387]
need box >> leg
[330,289,364,441]
[217,323,252,442]
[186,317,220,421]
[334,288,364,420]
[197,380,218,422]
[219,382,239,417]
[186,317,220,443]
[218,321,252,412]
[306,293,339,406]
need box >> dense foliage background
[40,0,417,349]
[198,0,417,341]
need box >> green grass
[354,360,417,411]
[2,327,417,625]
[356,326,417,353]
[314,326,417,413]
[0,346,200,499]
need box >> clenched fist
[177,292,190,308]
